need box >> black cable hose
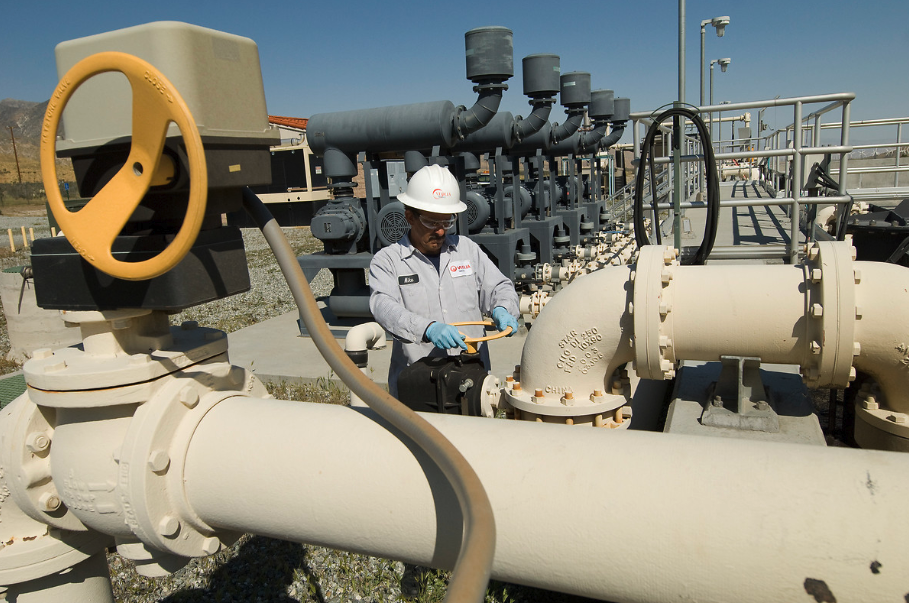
[633,106,720,265]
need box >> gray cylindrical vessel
[612,97,631,122]
[559,72,591,107]
[454,111,517,152]
[510,121,553,156]
[522,54,560,98]
[589,90,615,120]
[307,101,458,154]
[465,26,514,82]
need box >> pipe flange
[24,325,228,402]
[0,395,87,532]
[504,385,627,418]
[802,241,857,388]
[119,362,267,557]
[632,245,678,380]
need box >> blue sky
[2,0,907,145]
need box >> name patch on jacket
[448,260,474,278]
[399,274,419,285]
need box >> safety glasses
[418,214,457,230]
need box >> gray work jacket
[369,234,519,397]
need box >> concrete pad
[227,310,528,391]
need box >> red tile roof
[268,115,308,130]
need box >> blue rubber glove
[492,306,519,336]
[425,322,468,350]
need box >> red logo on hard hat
[432,188,451,199]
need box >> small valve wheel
[40,51,208,281]
[451,320,513,354]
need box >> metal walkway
[677,181,794,264]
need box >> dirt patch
[0,205,47,217]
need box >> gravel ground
[0,208,594,603]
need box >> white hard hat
[397,165,468,214]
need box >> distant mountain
[0,99,72,183]
[0,99,61,158]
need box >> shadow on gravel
[162,536,324,603]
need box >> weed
[265,373,350,405]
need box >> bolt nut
[129,354,151,365]
[755,400,770,411]
[201,537,221,555]
[661,269,673,284]
[179,387,200,409]
[854,269,862,284]
[204,331,223,341]
[810,303,824,317]
[44,361,66,373]
[712,395,723,407]
[25,432,50,454]
[38,492,61,512]
[809,341,821,355]
[181,321,199,330]
[811,269,823,282]
[862,397,879,410]
[627,302,634,314]
[855,306,863,319]
[158,515,180,537]
[888,414,907,424]
[808,247,820,261]
[148,450,170,473]
[32,348,53,360]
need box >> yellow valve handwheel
[40,51,207,281]
[451,320,513,354]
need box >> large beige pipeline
[180,397,909,603]
[512,242,909,447]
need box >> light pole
[700,17,730,107]
[709,58,731,145]
[698,16,728,199]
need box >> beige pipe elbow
[851,260,909,415]
[507,264,635,417]
[344,322,386,353]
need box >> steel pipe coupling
[632,242,858,388]
[117,364,268,559]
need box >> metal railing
[628,93,855,263]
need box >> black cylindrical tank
[465,26,514,82]
[522,53,560,98]
[560,72,591,107]
[307,101,458,155]
[589,90,615,120]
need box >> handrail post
[791,101,803,264]
[895,122,902,189]
[839,101,851,197]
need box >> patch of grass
[265,373,350,405]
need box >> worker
[369,164,520,399]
